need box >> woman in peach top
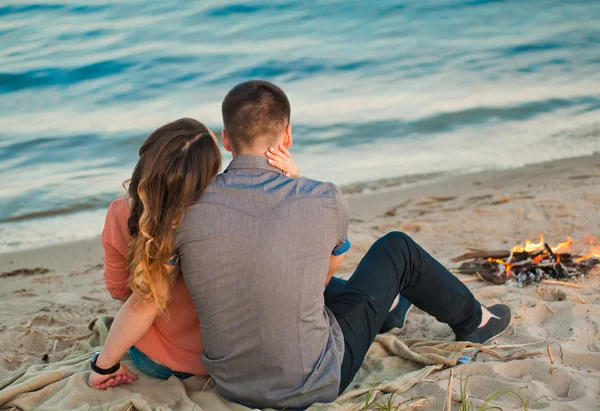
[89,118,298,389]
[87,118,221,388]
[101,196,207,378]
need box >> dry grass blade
[457,376,529,411]
[547,345,555,364]
[405,397,429,409]
[503,351,543,361]
[478,346,503,359]
[373,394,430,411]
[49,333,93,341]
[443,368,454,411]
[483,340,548,350]
[570,296,587,304]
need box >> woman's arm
[103,242,132,302]
[102,200,133,302]
[88,292,154,389]
[89,266,178,389]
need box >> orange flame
[575,235,600,263]
[512,234,545,253]
[512,235,576,254]
[551,236,573,254]
[486,235,599,276]
[487,258,513,277]
[488,235,599,276]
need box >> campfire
[452,235,600,286]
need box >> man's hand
[88,364,138,390]
[266,145,300,178]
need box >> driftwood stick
[540,280,587,289]
[460,277,481,283]
[451,250,511,262]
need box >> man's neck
[232,149,269,158]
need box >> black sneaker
[456,304,511,344]
[379,295,414,333]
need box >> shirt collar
[224,154,284,175]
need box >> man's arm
[326,254,345,286]
[327,183,351,285]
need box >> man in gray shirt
[176,80,511,410]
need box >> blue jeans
[128,346,194,380]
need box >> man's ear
[283,124,293,148]
[222,129,233,153]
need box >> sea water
[1,0,599,251]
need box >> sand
[1,153,599,410]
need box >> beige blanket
[0,316,480,411]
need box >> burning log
[451,249,511,263]
[452,235,600,286]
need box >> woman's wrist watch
[91,352,121,375]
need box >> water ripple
[0,0,599,251]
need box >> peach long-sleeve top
[101,198,207,375]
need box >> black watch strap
[91,352,121,375]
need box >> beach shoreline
[1,152,599,409]
[2,151,599,259]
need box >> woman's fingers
[266,147,288,162]
[266,150,289,170]
[107,374,132,388]
[266,146,299,178]
[277,145,291,158]
[96,377,116,390]
[120,365,139,380]
[89,365,139,391]
[124,369,138,380]
[267,157,286,170]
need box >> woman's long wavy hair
[126,118,221,313]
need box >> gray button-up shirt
[175,155,350,409]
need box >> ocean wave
[0,60,135,93]
[0,0,599,251]
[2,199,112,223]
[294,96,600,147]
[0,4,65,15]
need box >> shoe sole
[480,323,510,345]
[481,304,512,344]
[455,304,512,344]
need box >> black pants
[324,232,482,393]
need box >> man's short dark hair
[222,80,291,151]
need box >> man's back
[176,155,348,409]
